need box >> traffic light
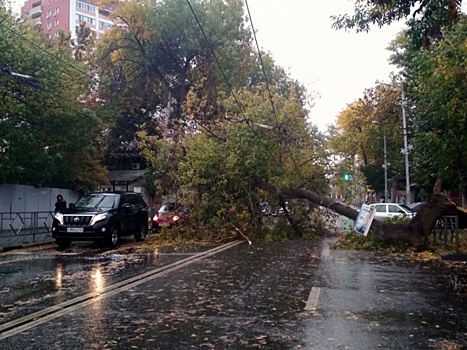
[344,173,350,181]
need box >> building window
[55,31,59,37]
[99,21,112,29]
[77,14,95,25]
[55,7,59,15]
[55,19,59,26]
[47,21,51,30]
[47,10,51,18]
[76,1,96,12]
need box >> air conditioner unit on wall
[131,163,140,170]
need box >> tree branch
[254,175,461,248]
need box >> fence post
[32,212,37,244]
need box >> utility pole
[164,91,171,141]
[402,89,411,205]
[383,131,388,203]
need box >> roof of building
[107,170,145,183]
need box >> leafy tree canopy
[0,7,107,191]
[332,0,462,48]
[389,15,467,202]
[328,81,404,196]
[167,84,327,235]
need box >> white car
[369,203,415,222]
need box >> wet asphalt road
[0,237,466,349]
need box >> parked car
[369,203,415,222]
[52,192,149,249]
[409,202,427,212]
[153,203,186,231]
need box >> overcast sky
[245,0,406,131]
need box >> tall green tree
[94,0,308,167]
[0,7,107,191]
[390,15,467,204]
[328,82,404,198]
[94,0,253,165]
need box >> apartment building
[21,0,115,39]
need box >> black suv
[52,192,149,249]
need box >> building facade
[20,0,115,39]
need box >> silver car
[369,203,415,222]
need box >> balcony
[31,11,42,19]
[30,6,42,18]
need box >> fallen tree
[255,176,464,248]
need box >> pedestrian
[55,194,67,213]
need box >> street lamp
[372,121,388,203]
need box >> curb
[0,241,55,254]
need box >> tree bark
[433,177,442,194]
[255,176,460,248]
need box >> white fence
[0,184,79,249]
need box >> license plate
[160,223,170,227]
[67,227,84,233]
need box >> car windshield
[75,194,119,210]
[159,203,181,213]
[409,202,426,209]
[399,204,414,212]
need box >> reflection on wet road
[0,239,466,349]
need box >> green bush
[264,219,295,242]
[333,231,413,253]
[383,215,411,225]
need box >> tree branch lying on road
[254,176,462,248]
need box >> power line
[184,0,283,167]
[0,15,118,119]
[0,18,100,86]
[244,0,281,140]
[184,0,246,119]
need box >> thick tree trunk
[255,177,459,248]
[433,177,442,194]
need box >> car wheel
[106,225,119,248]
[56,239,71,250]
[134,224,148,241]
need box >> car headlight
[90,213,107,225]
[153,214,158,221]
[54,212,64,225]
[173,215,179,221]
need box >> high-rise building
[20,0,115,40]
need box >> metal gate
[432,215,460,254]
[0,211,55,249]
